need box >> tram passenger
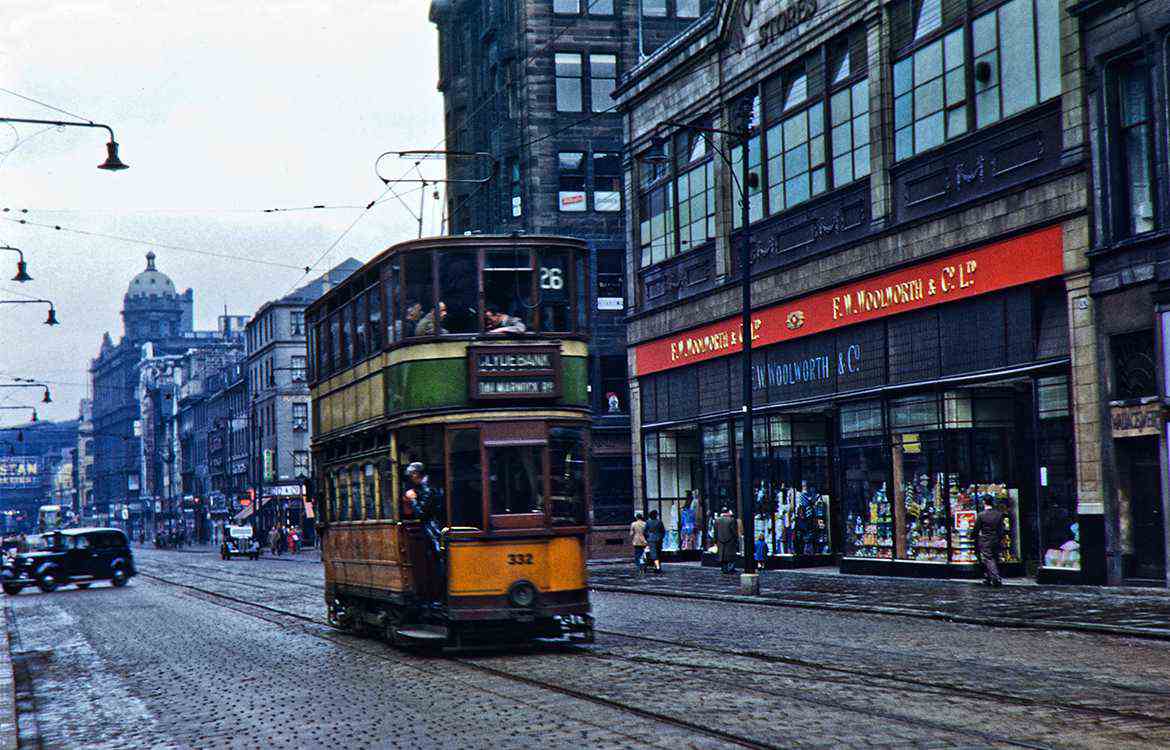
[416,301,448,336]
[485,306,527,334]
[394,301,423,339]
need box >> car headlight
[507,580,537,608]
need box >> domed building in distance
[120,251,194,341]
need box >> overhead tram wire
[0,87,95,125]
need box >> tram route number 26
[539,267,563,290]
[507,553,535,565]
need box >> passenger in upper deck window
[395,301,423,339]
[415,301,448,336]
[485,306,527,334]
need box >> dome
[126,252,176,299]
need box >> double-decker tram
[306,234,593,648]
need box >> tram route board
[468,345,562,400]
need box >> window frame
[589,53,618,113]
[1104,52,1158,240]
[557,150,588,212]
[554,52,584,113]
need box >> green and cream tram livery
[307,234,594,647]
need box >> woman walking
[644,510,666,575]
[629,512,648,576]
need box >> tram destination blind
[468,345,562,400]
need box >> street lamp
[0,383,52,403]
[1,246,32,282]
[0,299,59,325]
[641,108,760,578]
[0,406,37,423]
[0,118,129,171]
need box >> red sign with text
[635,225,1063,376]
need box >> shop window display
[840,401,892,559]
[702,423,735,552]
[753,415,833,558]
[890,395,948,563]
[1035,376,1079,570]
[643,428,700,552]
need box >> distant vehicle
[221,525,259,561]
[1,528,136,595]
[37,504,63,532]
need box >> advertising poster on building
[0,457,40,488]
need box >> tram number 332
[507,553,535,565]
[539,267,563,290]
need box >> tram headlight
[508,580,537,608]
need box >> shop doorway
[1116,437,1166,582]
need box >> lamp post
[0,299,59,325]
[0,383,52,403]
[642,108,760,578]
[0,118,129,171]
[0,246,32,282]
[0,406,37,423]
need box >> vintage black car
[2,528,136,594]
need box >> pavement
[0,604,14,750]
[589,561,1170,641]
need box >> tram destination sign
[469,345,562,401]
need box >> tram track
[139,559,1170,740]
[136,572,777,749]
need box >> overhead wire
[0,87,94,124]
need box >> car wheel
[76,582,91,589]
[2,582,22,596]
[111,567,129,587]
[37,570,60,593]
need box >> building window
[1110,59,1156,237]
[292,402,309,431]
[677,0,701,18]
[765,85,826,212]
[590,0,614,14]
[555,53,583,112]
[291,355,307,382]
[558,151,587,212]
[1111,330,1157,400]
[509,159,523,218]
[293,451,310,478]
[290,311,304,336]
[830,79,870,188]
[593,152,622,212]
[590,54,617,113]
[600,355,628,413]
[553,0,579,13]
[643,0,667,16]
[892,0,1060,162]
[638,142,675,267]
[675,127,716,252]
[597,249,625,304]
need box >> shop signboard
[468,345,561,400]
[635,225,1064,376]
[263,450,275,482]
[1110,402,1163,438]
[0,457,39,488]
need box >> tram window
[341,303,353,367]
[396,426,447,521]
[385,261,401,343]
[489,445,544,514]
[449,429,483,528]
[329,312,341,374]
[363,464,377,519]
[367,286,384,351]
[403,253,437,337]
[484,248,535,334]
[549,426,587,524]
[438,249,479,334]
[354,294,368,361]
[336,471,350,521]
[537,248,571,332]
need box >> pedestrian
[629,512,647,575]
[715,508,739,575]
[644,510,665,575]
[974,496,1006,587]
[754,532,768,568]
[268,525,281,556]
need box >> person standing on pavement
[974,496,1006,587]
[754,532,768,568]
[715,508,739,574]
[629,512,647,575]
[644,510,665,575]
[268,525,281,556]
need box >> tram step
[395,625,450,641]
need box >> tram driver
[404,461,444,569]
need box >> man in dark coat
[974,496,1006,587]
[715,508,739,574]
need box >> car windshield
[25,534,62,552]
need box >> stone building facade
[617,0,1102,580]
[1071,0,1170,586]
[429,0,706,553]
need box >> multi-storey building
[617,0,1098,581]
[0,419,79,531]
[206,359,248,537]
[245,260,360,544]
[429,0,706,550]
[1071,0,1170,586]
[76,398,94,521]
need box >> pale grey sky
[0,0,443,422]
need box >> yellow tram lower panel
[446,536,586,597]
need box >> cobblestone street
[0,549,1167,748]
